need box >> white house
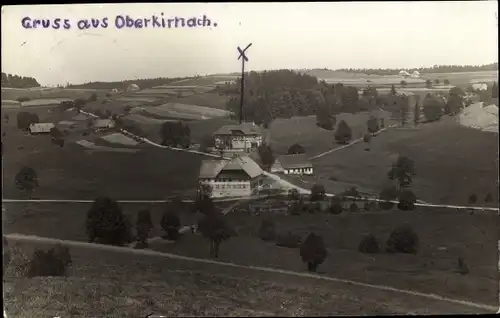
[472,83,488,91]
[198,156,263,198]
[213,122,263,152]
[271,154,314,175]
[29,123,55,134]
[410,70,420,78]
[399,70,410,77]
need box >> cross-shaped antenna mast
[237,43,252,124]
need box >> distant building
[271,154,314,175]
[398,70,410,77]
[111,88,121,93]
[29,123,55,134]
[198,156,263,198]
[410,70,420,78]
[93,119,115,130]
[472,83,488,91]
[213,122,263,152]
[127,83,140,92]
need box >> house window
[221,184,225,189]
[215,185,220,189]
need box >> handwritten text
[21,14,217,30]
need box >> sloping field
[5,240,489,317]
[156,103,232,118]
[323,77,426,85]
[100,133,139,146]
[313,117,499,205]
[1,87,106,101]
[134,88,180,95]
[142,107,207,120]
[76,140,138,153]
[125,113,173,125]
[268,110,395,157]
[21,98,73,107]
[167,92,230,110]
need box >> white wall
[284,167,314,175]
[200,180,253,198]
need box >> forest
[1,73,40,88]
[217,70,378,126]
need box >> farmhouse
[93,119,116,130]
[29,123,55,134]
[398,70,410,77]
[213,122,263,152]
[271,154,314,175]
[410,70,421,78]
[198,155,263,198]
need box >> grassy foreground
[3,240,494,317]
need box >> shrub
[136,209,153,246]
[484,193,492,203]
[363,133,372,143]
[16,112,39,130]
[334,120,352,144]
[160,209,181,241]
[287,143,306,155]
[444,79,450,85]
[379,186,399,210]
[25,245,72,278]
[329,199,343,215]
[258,218,276,241]
[341,187,359,199]
[349,203,359,212]
[456,257,469,275]
[86,196,131,246]
[358,234,380,254]
[300,233,327,272]
[363,201,371,211]
[288,188,300,201]
[288,200,303,215]
[468,194,478,204]
[275,232,301,248]
[310,184,326,202]
[198,214,236,258]
[88,93,97,102]
[397,190,417,211]
[386,225,419,254]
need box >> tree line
[66,76,191,90]
[336,63,498,76]
[218,69,378,126]
[1,73,40,88]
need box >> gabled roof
[199,156,263,179]
[213,122,262,136]
[276,154,313,169]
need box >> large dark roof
[276,154,313,169]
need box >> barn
[29,123,55,134]
[127,83,140,92]
[271,154,314,175]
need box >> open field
[1,87,109,102]
[5,240,490,317]
[4,205,498,312]
[266,110,396,157]
[312,117,499,205]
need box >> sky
[1,2,498,86]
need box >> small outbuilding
[271,154,314,175]
[127,84,140,92]
[29,123,55,134]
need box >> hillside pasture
[165,92,230,110]
[313,117,499,205]
[1,87,108,102]
[5,240,485,317]
[267,110,395,157]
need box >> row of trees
[336,63,498,76]
[67,77,189,90]
[1,72,40,88]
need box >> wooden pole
[240,58,245,124]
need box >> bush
[329,200,343,215]
[16,112,39,130]
[310,184,326,201]
[287,143,306,155]
[198,214,236,258]
[363,201,371,211]
[136,209,153,245]
[288,188,300,201]
[386,225,419,254]
[300,233,327,272]
[363,133,372,143]
[444,79,450,85]
[358,234,380,254]
[468,194,478,204]
[160,209,181,241]
[275,232,301,248]
[456,257,469,275]
[25,245,72,277]
[86,196,131,246]
[397,190,417,211]
[288,200,303,215]
[349,202,359,212]
[484,193,492,203]
[88,93,98,102]
[258,218,276,241]
[379,186,399,210]
[334,120,352,144]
